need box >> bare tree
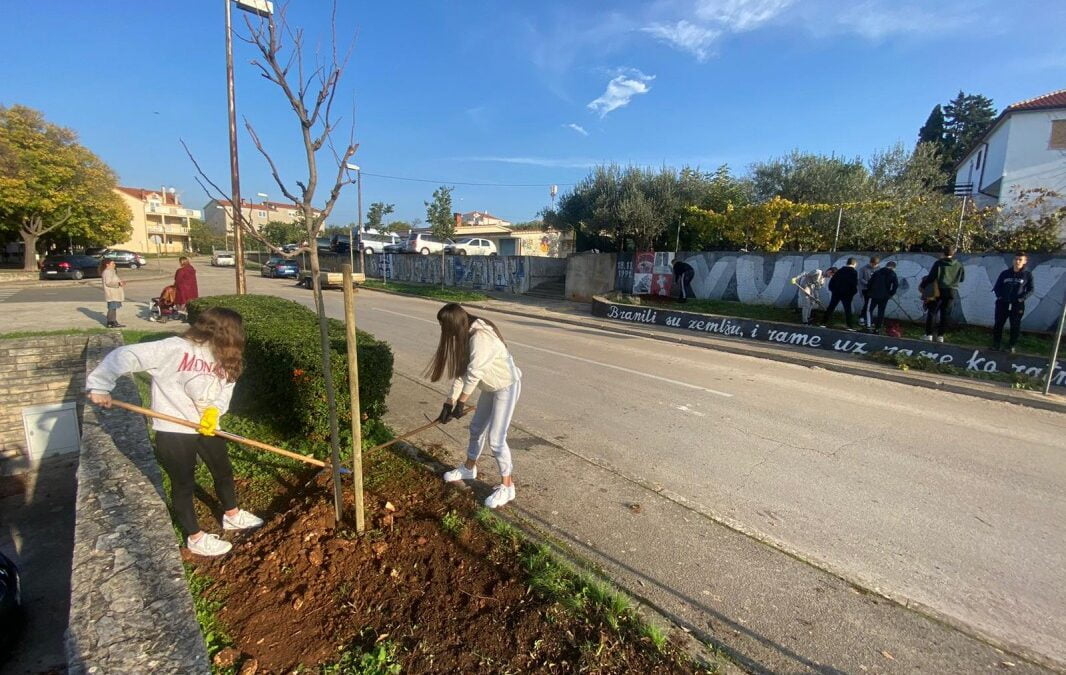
[184,2,358,514]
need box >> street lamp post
[224,0,273,294]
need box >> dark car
[262,257,299,278]
[0,550,21,658]
[330,233,352,254]
[39,255,102,280]
[100,249,147,269]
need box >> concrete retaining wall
[565,252,618,301]
[612,251,1066,331]
[66,333,209,674]
[364,254,566,294]
[0,336,87,471]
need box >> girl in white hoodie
[86,307,263,556]
[426,303,522,508]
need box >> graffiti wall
[364,254,565,294]
[613,252,1066,331]
[592,298,1066,389]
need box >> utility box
[22,402,80,463]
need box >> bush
[188,294,394,441]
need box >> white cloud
[565,123,589,136]
[587,70,655,118]
[829,2,970,40]
[694,0,795,31]
[642,20,720,61]
[463,156,601,169]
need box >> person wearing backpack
[924,247,965,342]
[991,252,1035,353]
[865,261,898,335]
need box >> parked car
[281,243,299,253]
[445,237,498,256]
[316,237,333,254]
[0,550,22,659]
[405,233,452,255]
[357,232,401,255]
[83,246,107,256]
[39,255,102,280]
[262,257,299,278]
[100,249,147,269]
[211,251,236,267]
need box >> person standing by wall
[427,303,522,509]
[672,257,695,303]
[822,258,858,330]
[858,256,881,327]
[99,258,126,328]
[174,256,199,314]
[791,267,835,325]
[924,247,965,342]
[865,261,898,334]
[991,252,1035,353]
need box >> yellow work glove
[198,407,220,436]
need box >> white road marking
[675,405,706,417]
[0,286,23,302]
[370,306,734,398]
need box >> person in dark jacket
[924,247,965,342]
[991,252,1035,352]
[822,258,858,329]
[865,261,898,334]
[672,258,695,302]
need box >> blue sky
[2,0,1063,225]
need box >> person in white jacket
[85,307,263,556]
[426,303,522,509]
[99,259,126,328]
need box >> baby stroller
[149,285,181,323]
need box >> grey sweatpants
[466,375,522,477]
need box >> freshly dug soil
[191,456,697,674]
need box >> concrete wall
[66,333,209,674]
[364,254,566,294]
[0,336,86,472]
[565,251,618,301]
[612,251,1066,331]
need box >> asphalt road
[5,263,1065,668]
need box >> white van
[405,233,452,255]
[357,232,401,255]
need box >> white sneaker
[187,533,232,557]
[443,465,476,482]
[936,336,945,343]
[223,509,264,530]
[484,484,516,509]
[923,335,934,342]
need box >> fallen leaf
[881,650,894,661]
[213,647,241,669]
[371,542,389,557]
[238,658,259,675]
[384,501,396,512]
[375,633,390,643]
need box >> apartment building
[112,187,201,254]
[203,198,318,236]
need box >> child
[426,303,522,509]
[86,307,263,556]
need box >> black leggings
[155,431,237,536]
[869,298,889,332]
[825,292,856,327]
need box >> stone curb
[356,285,1066,414]
[0,272,173,288]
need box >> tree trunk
[20,228,38,271]
[308,246,345,519]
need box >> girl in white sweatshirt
[86,307,263,556]
[426,303,522,508]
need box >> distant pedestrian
[429,303,522,509]
[858,256,881,327]
[174,256,199,313]
[822,258,858,330]
[99,259,126,328]
[991,252,1035,353]
[865,261,898,334]
[923,247,965,342]
[791,267,835,324]
[673,258,695,303]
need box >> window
[258,210,267,218]
[1051,120,1066,150]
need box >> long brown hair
[424,303,505,382]
[184,307,245,381]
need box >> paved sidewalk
[359,287,1066,414]
[383,374,1050,674]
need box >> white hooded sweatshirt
[86,337,236,434]
[449,319,521,401]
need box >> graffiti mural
[592,298,1066,389]
[614,252,1066,330]
[365,254,530,293]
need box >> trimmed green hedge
[188,295,393,441]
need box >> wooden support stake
[341,264,365,532]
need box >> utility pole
[224,0,246,294]
[1044,290,1066,396]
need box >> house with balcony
[112,187,201,254]
[203,198,319,241]
[954,89,1066,234]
